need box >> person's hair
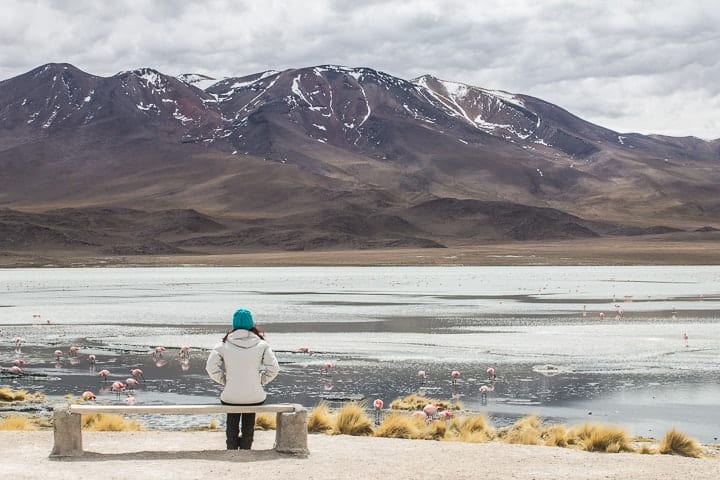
[223,325,265,342]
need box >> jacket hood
[226,329,261,348]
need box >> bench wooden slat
[69,403,299,415]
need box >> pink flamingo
[68,346,81,357]
[479,385,489,404]
[418,370,427,384]
[87,354,96,364]
[683,332,689,346]
[486,367,496,380]
[437,410,454,420]
[153,346,167,357]
[411,411,427,420]
[81,391,96,401]
[423,403,438,419]
[322,362,334,375]
[179,345,191,359]
[297,347,310,354]
[125,394,136,405]
[125,378,139,391]
[599,312,605,319]
[373,399,384,425]
[130,368,145,381]
[111,381,126,398]
[8,366,23,374]
[54,349,63,360]
[98,369,111,382]
[12,359,26,366]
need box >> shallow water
[1,266,719,441]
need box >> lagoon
[1,266,719,442]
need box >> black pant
[221,400,264,450]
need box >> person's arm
[260,345,279,385]
[205,346,226,385]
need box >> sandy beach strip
[2,430,718,480]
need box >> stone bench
[50,403,308,457]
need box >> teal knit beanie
[232,308,254,330]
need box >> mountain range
[1,63,718,256]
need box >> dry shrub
[390,394,462,411]
[307,402,334,434]
[637,444,657,455]
[81,413,144,432]
[499,415,543,445]
[427,420,447,440]
[658,428,704,458]
[445,415,494,443]
[255,413,276,430]
[0,415,37,430]
[568,422,633,453]
[374,412,424,439]
[334,402,374,436]
[544,424,568,447]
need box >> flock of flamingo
[1,333,192,406]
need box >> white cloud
[1,0,718,138]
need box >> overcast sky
[2,0,718,139]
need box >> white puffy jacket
[205,329,279,404]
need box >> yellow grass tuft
[0,415,38,430]
[637,444,657,454]
[307,402,334,434]
[445,415,495,443]
[658,428,704,458]
[334,402,374,436]
[544,424,568,447]
[568,422,633,453]
[81,413,144,432]
[255,413,276,430]
[374,413,424,439]
[390,394,462,411]
[499,415,543,445]
[0,387,44,403]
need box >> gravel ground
[1,430,718,480]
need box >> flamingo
[297,346,310,354]
[423,403,438,419]
[599,312,605,319]
[322,362,334,375]
[87,354,96,364]
[373,398,384,425]
[411,410,427,420]
[125,378,139,391]
[486,367,496,380]
[98,369,111,382]
[12,359,26,366]
[153,346,167,357]
[68,346,80,357]
[8,366,23,374]
[479,385,489,404]
[130,368,145,381]
[418,370,427,384]
[179,345,191,359]
[683,332,689,346]
[111,381,126,398]
[125,394,136,405]
[81,391,96,401]
[54,350,63,360]
[437,410,454,420]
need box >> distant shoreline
[2,237,720,268]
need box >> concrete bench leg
[50,409,83,457]
[274,407,308,456]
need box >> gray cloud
[0,0,718,138]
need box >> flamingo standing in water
[418,370,427,385]
[98,369,111,383]
[12,359,26,367]
[486,367,496,380]
[54,350,63,361]
[81,391,96,401]
[479,385,489,404]
[130,368,145,382]
[125,378,139,391]
[111,381,126,398]
[373,399,384,425]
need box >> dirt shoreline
[1,430,718,480]
[2,237,720,268]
